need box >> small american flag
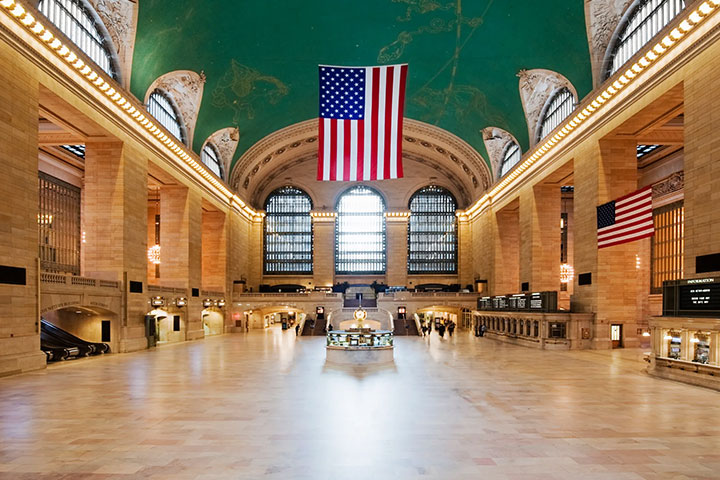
[318,64,408,181]
[597,186,654,249]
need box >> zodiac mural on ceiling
[211,60,289,123]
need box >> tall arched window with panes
[335,186,386,274]
[499,141,522,178]
[147,90,187,145]
[537,88,575,143]
[408,186,457,274]
[605,0,686,79]
[201,143,223,179]
[37,0,119,80]
[263,187,313,275]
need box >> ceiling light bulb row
[0,0,262,219]
[465,1,717,220]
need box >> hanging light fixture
[148,192,161,266]
[560,263,575,284]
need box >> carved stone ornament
[204,127,240,177]
[517,69,577,148]
[146,70,206,145]
[87,0,137,88]
[652,171,684,198]
[585,0,634,86]
[482,127,519,180]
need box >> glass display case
[693,333,710,364]
[326,330,393,348]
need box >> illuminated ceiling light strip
[0,0,261,218]
[464,3,717,219]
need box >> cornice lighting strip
[465,0,719,219]
[0,0,260,218]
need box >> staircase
[301,318,315,336]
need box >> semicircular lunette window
[335,186,386,275]
[408,186,457,274]
[499,142,522,178]
[538,88,575,143]
[607,0,686,78]
[201,143,223,179]
[147,90,186,144]
[38,0,118,79]
[264,187,313,275]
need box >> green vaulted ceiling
[130,0,593,170]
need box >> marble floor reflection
[1,327,720,479]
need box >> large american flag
[597,186,654,249]
[318,64,408,181]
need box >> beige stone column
[0,54,45,375]
[84,141,148,352]
[457,215,473,288]
[684,49,720,277]
[493,204,520,295]
[159,185,203,338]
[572,139,641,348]
[247,216,264,291]
[202,209,227,291]
[312,214,336,288]
[386,214,409,287]
[519,184,561,292]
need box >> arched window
[408,186,457,274]
[336,186,386,274]
[38,0,118,80]
[264,187,313,275]
[606,0,686,78]
[537,88,575,143]
[201,143,223,179]
[499,142,521,178]
[147,90,187,144]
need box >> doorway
[611,324,623,349]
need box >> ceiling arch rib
[230,118,492,209]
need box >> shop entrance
[611,324,623,349]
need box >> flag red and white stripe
[597,186,654,249]
[318,64,407,181]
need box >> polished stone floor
[1,328,720,480]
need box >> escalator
[41,320,110,362]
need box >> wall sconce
[203,298,213,308]
[151,296,164,307]
[217,299,226,308]
[176,297,187,307]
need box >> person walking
[295,324,300,336]
[480,324,486,337]
[448,322,455,337]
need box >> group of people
[421,318,456,338]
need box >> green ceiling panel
[131,0,593,169]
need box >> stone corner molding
[482,127,519,181]
[203,127,240,178]
[517,68,577,148]
[145,70,206,146]
[585,0,634,87]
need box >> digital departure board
[477,291,558,313]
[663,278,720,317]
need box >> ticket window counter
[665,331,682,359]
[693,333,711,364]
